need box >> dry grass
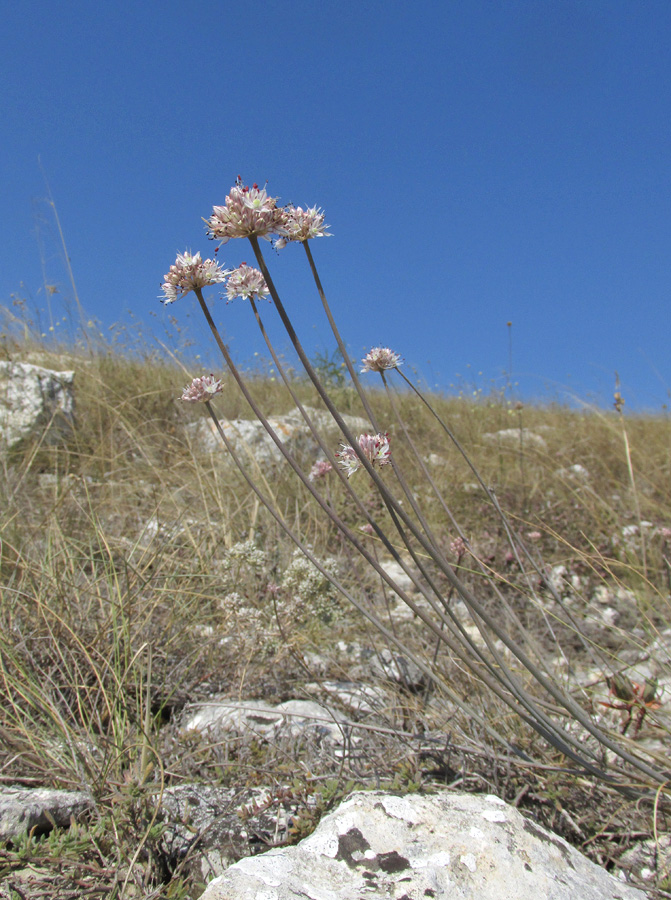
[1,331,671,897]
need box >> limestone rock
[556,463,591,482]
[0,786,93,841]
[182,697,349,745]
[200,790,647,900]
[189,405,370,464]
[483,428,548,451]
[158,785,243,881]
[358,648,426,691]
[0,361,75,449]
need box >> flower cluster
[161,251,229,304]
[206,181,287,244]
[180,374,224,402]
[449,536,467,559]
[280,547,340,623]
[335,433,392,478]
[275,205,331,249]
[360,347,403,373]
[308,458,333,481]
[225,263,270,301]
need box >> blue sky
[3,1,671,409]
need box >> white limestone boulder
[483,428,548,451]
[189,405,370,464]
[0,361,75,449]
[182,697,350,745]
[200,790,647,900]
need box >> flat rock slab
[0,787,93,841]
[200,790,647,900]
[182,698,350,745]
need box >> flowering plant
[159,178,667,796]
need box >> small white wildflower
[180,374,224,402]
[335,433,392,478]
[160,251,228,304]
[275,205,331,249]
[360,347,403,373]
[206,180,288,244]
[309,458,333,481]
[225,263,270,301]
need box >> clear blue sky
[3,1,671,409]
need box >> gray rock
[200,790,647,899]
[158,785,241,881]
[0,786,93,841]
[182,699,286,737]
[182,698,349,745]
[189,405,371,464]
[307,681,391,716]
[376,557,418,594]
[483,428,548,451]
[620,833,671,886]
[0,361,75,449]
[359,648,426,691]
[556,463,591,482]
[158,784,308,882]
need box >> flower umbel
[206,181,288,244]
[335,433,392,478]
[161,251,229,304]
[360,347,403,373]
[180,374,224,402]
[225,264,270,302]
[308,458,333,482]
[275,205,331,249]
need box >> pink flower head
[161,251,229,304]
[450,536,467,559]
[225,263,270,301]
[659,527,671,540]
[275,205,331,249]
[180,374,224,402]
[360,347,403,373]
[526,531,542,542]
[308,458,333,482]
[335,432,392,478]
[205,180,288,244]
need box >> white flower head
[161,251,228,304]
[335,433,392,478]
[206,180,288,244]
[180,374,224,402]
[275,205,331,249]
[360,347,403,373]
[309,458,333,482]
[225,263,270,301]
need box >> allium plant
[335,433,392,478]
[160,178,668,798]
[225,263,269,301]
[205,180,287,244]
[308,458,333,482]
[160,251,228,304]
[179,374,224,402]
[360,347,403,373]
[275,205,331,249]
